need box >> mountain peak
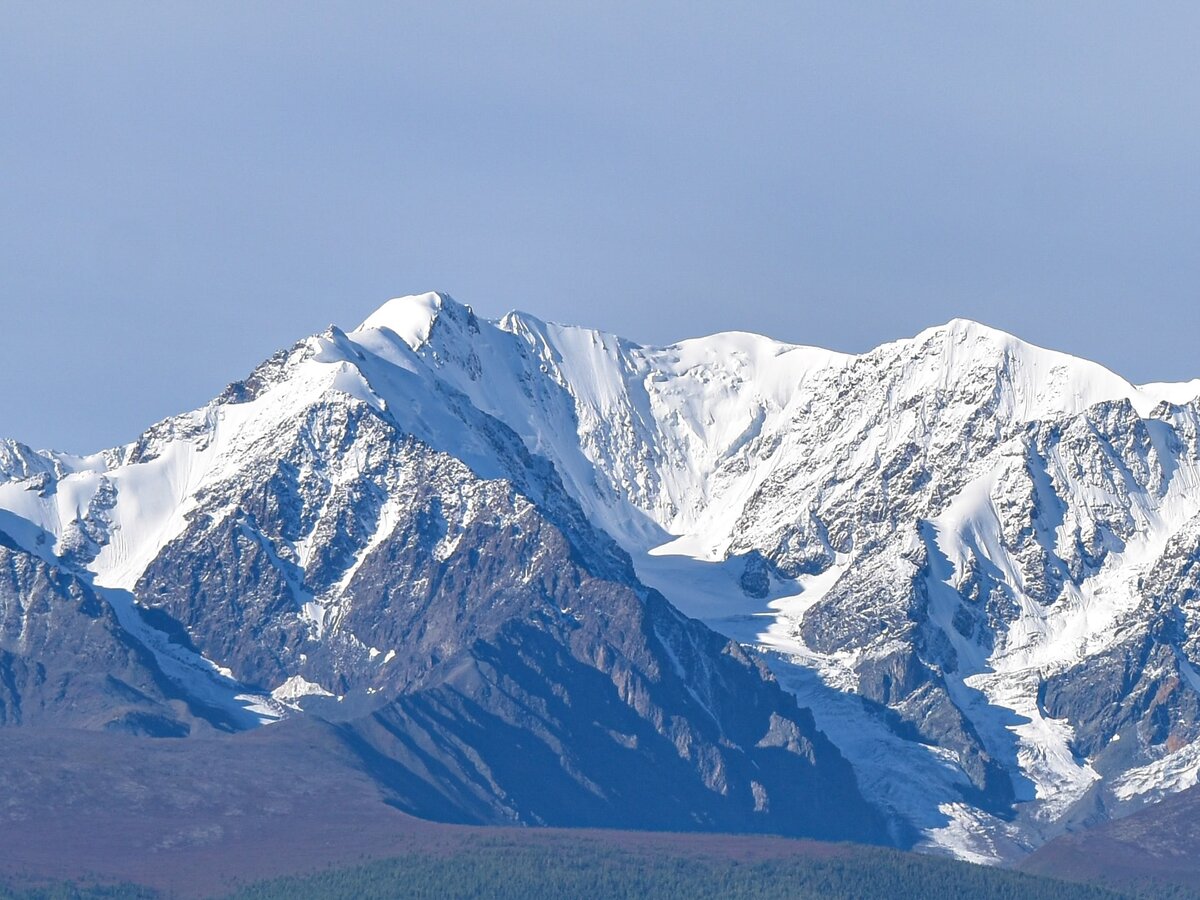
[497,308,548,336]
[915,316,1018,345]
[355,292,467,349]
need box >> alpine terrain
[3,292,1200,865]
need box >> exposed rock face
[1041,515,1200,791]
[0,530,206,735]
[347,588,877,838]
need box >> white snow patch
[355,292,445,350]
[1113,741,1200,803]
[272,675,335,704]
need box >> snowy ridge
[3,292,1200,862]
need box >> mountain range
[4,292,1200,868]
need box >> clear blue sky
[3,2,1198,452]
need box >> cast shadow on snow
[916,521,1038,815]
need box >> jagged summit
[865,316,1165,421]
[354,301,1183,423]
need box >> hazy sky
[3,2,1198,452]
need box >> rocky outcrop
[0,529,209,735]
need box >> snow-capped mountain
[3,292,1199,860]
[0,297,885,842]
